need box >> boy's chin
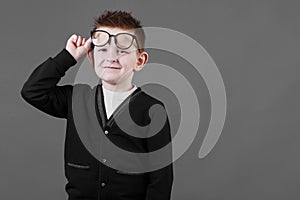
[100,79,120,86]
[95,73,118,83]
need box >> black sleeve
[145,104,174,200]
[20,49,77,118]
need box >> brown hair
[92,10,145,52]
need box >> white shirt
[102,85,137,119]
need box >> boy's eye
[97,48,107,52]
[118,49,129,54]
[96,48,130,54]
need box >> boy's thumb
[85,37,92,50]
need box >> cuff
[52,48,77,74]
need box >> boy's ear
[134,51,148,72]
[87,50,94,67]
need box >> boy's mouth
[104,66,121,70]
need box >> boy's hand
[66,34,92,61]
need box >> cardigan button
[104,130,109,135]
[101,182,106,187]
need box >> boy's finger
[69,34,77,42]
[77,36,82,47]
[84,37,92,50]
[82,38,86,46]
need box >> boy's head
[91,10,145,52]
[88,10,148,91]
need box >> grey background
[1,0,300,199]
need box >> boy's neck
[102,81,134,92]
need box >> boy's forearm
[20,49,76,116]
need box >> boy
[21,10,173,200]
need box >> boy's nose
[106,40,119,62]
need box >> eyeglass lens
[92,31,134,49]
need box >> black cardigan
[20,49,173,200]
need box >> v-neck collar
[95,84,142,129]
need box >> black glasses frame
[90,30,141,53]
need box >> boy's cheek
[93,57,105,67]
[93,52,104,62]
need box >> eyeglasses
[90,30,141,52]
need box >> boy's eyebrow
[95,28,136,35]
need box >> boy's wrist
[63,48,78,63]
[65,47,79,61]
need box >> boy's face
[88,27,148,89]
